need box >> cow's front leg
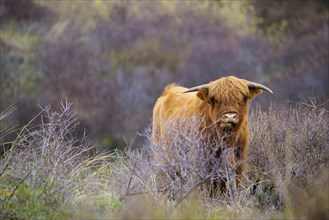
[234,142,247,187]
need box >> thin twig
[174,176,210,209]
[7,171,31,201]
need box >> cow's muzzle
[221,113,239,127]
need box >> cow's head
[184,76,273,133]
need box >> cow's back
[152,84,200,143]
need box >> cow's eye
[209,97,215,105]
[239,96,248,105]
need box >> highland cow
[152,76,273,195]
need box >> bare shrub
[248,100,329,211]
[0,100,100,209]
[1,99,327,218]
[115,115,246,209]
[114,100,328,215]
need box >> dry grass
[0,100,328,219]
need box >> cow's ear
[196,88,209,101]
[248,88,263,99]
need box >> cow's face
[196,77,262,132]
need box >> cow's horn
[247,82,273,94]
[184,84,209,93]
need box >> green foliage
[99,133,116,150]
[0,22,40,103]
[263,20,288,46]
[0,23,39,51]
[111,195,122,211]
[0,181,72,219]
[216,1,259,36]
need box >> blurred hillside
[1,0,328,150]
